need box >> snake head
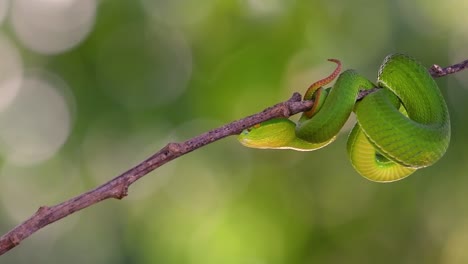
[238,118,335,151]
[238,118,297,149]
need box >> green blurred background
[0,0,467,263]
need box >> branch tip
[430,64,443,75]
[429,58,468,78]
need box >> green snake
[238,54,450,182]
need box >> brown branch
[429,58,468,77]
[0,93,312,255]
[0,58,466,256]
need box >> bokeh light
[10,0,96,54]
[0,70,74,165]
[0,33,23,112]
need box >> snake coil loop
[238,54,450,182]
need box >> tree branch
[429,58,468,77]
[0,58,466,255]
[0,93,312,255]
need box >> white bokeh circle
[0,33,23,113]
[0,70,74,165]
[10,0,97,54]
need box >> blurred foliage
[1,0,468,263]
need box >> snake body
[238,54,450,182]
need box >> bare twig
[429,58,468,77]
[0,93,311,255]
[0,58,466,256]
